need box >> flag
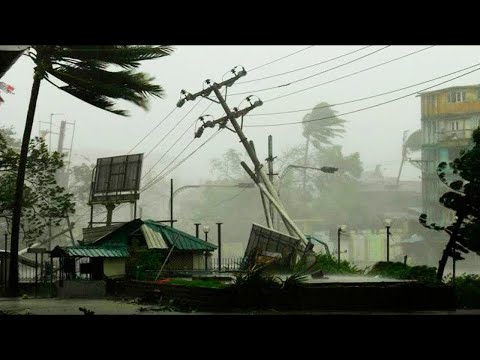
[0,82,14,93]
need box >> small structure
[51,219,217,286]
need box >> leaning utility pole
[177,67,307,245]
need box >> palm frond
[59,85,129,116]
[52,45,173,69]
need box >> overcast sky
[2,45,480,187]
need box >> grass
[166,278,226,289]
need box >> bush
[309,253,363,275]
[446,274,480,309]
[368,262,437,282]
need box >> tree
[301,102,346,197]
[0,133,75,243]
[8,45,173,296]
[419,128,480,281]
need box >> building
[417,85,480,224]
[51,219,218,282]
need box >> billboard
[90,153,143,204]
[241,223,304,271]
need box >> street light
[203,225,210,271]
[337,225,347,265]
[384,218,392,262]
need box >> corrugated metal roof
[140,223,169,249]
[142,220,217,251]
[82,224,123,243]
[63,246,128,258]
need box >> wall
[104,258,126,278]
[57,280,106,298]
[422,87,480,118]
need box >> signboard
[241,223,303,271]
[90,153,143,204]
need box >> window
[451,121,459,130]
[448,91,466,103]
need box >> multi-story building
[418,85,480,224]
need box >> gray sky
[2,45,480,186]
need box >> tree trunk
[7,75,42,297]
[436,245,451,281]
[436,215,464,281]
[302,136,310,199]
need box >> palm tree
[8,45,173,296]
[301,102,345,197]
[396,129,422,186]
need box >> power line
[141,130,223,193]
[127,106,177,154]
[211,188,249,207]
[144,98,204,159]
[246,62,480,117]
[238,46,372,84]
[248,45,315,73]
[264,46,436,103]
[230,46,392,96]
[142,101,214,180]
[245,66,480,128]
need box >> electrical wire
[246,62,480,117]
[248,45,315,73]
[144,98,203,159]
[245,65,480,128]
[127,106,177,154]
[238,46,372,84]
[264,46,436,103]
[141,129,223,193]
[211,188,249,207]
[230,46,392,96]
[142,101,214,180]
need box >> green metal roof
[142,220,217,251]
[62,246,129,258]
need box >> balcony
[437,129,473,144]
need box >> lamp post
[337,225,347,265]
[203,225,210,271]
[384,218,392,262]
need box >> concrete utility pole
[266,135,277,229]
[177,68,307,245]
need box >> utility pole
[177,67,307,245]
[266,135,277,229]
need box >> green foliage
[446,274,480,309]
[419,127,480,279]
[68,162,95,204]
[368,261,437,282]
[313,253,363,275]
[302,102,346,148]
[231,266,282,290]
[281,272,309,290]
[0,132,75,243]
[28,45,173,116]
[210,148,249,182]
[127,248,166,271]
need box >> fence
[127,257,245,281]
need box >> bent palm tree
[8,45,173,296]
[301,102,345,200]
